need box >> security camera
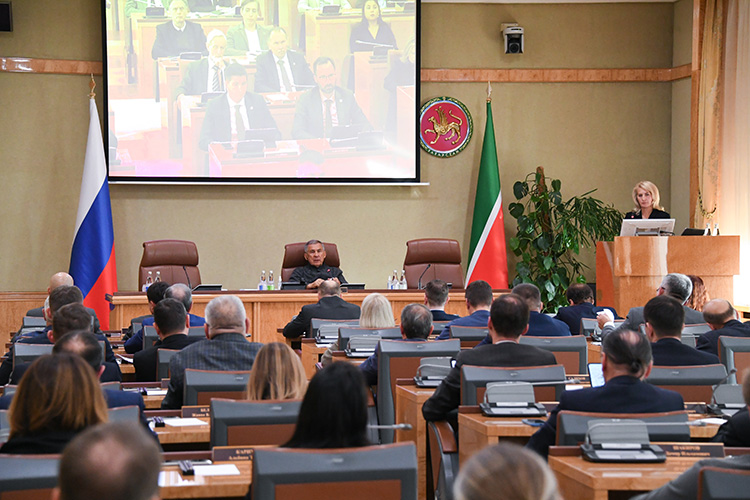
[502,25,524,54]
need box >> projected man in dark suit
[292,56,371,139]
[198,63,280,150]
[254,27,315,93]
[151,0,208,59]
[175,30,228,98]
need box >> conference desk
[156,417,211,446]
[395,382,436,500]
[160,460,252,499]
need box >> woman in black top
[624,180,670,219]
[349,0,397,53]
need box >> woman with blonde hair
[246,342,307,400]
[625,181,670,220]
[685,275,710,312]
[0,353,108,454]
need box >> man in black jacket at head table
[289,239,347,290]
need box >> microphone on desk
[417,264,431,290]
[583,419,705,446]
[368,423,413,430]
[183,265,192,289]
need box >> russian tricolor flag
[69,97,117,330]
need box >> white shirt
[171,21,186,32]
[244,28,262,56]
[227,94,249,137]
[205,57,225,93]
[273,53,295,92]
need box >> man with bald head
[696,299,750,356]
[161,295,263,409]
[24,272,101,332]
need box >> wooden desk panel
[395,383,436,500]
[156,418,210,445]
[0,293,47,348]
[300,339,327,379]
[160,461,252,499]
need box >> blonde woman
[246,342,307,400]
[625,181,670,219]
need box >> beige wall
[0,0,690,292]
[671,0,693,230]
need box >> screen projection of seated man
[104,0,417,182]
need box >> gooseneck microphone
[183,265,192,289]
[417,264,432,290]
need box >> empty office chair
[138,239,201,290]
[0,455,60,498]
[449,326,488,348]
[281,241,340,282]
[460,364,567,405]
[647,364,728,404]
[718,337,750,384]
[699,465,750,500]
[156,349,181,381]
[426,421,458,500]
[210,398,301,448]
[556,410,690,446]
[13,344,53,366]
[519,335,588,374]
[252,442,418,499]
[403,238,464,289]
[107,405,140,423]
[183,369,252,406]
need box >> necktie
[235,105,246,140]
[212,65,223,92]
[324,99,333,137]
[278,59,293,92]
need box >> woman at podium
[349,0,398,53]
[624,180,671,219]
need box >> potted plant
[508,167,622,312]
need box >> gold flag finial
[89,74,96,100]
[487,81,492,102]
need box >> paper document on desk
[145,389,168,396]
[164,418,208,427]
[194,464,241,476]
[695,418,727,426]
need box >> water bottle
[387,275,393,289]
[258,270,267,290]
[268,270,275,290]
[155,271,161,283]
[399,270,407,289]
[143,271,153,292]
[713,223,720,236]
[704,223,711,236]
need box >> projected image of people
[104,0,417,181]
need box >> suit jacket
[198,92,279,150]
[0,429,79,455]
[175,58,217,96]
[554,302,619,335]
[292,86,371,139]
[125,313,205,354]
[435,310,490,340]
[603,304,705,337]
[151,20,208,59]
[282,295,361,339]
[712,406,750,447]
[696,319,750,356]
[525,375,685,458]
[526,311,571,337]
[11,360,122,385]
[25,305,102,336]
[133,333,201,382]
[225,22,271,56]
[349,21,397,53]
[421,342,557,423]
[624,208,671,219]
[253,50,315,93]
[651,337,720,366]
[431,310,459,322]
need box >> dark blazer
[199,92,279,150]
[151,20,208,59]
[421,342,557,423]
[0,429,79,455]
[253,50,315,93]
[526,311,571,337]
[282,295,361,339]
[624,208,671,219]
[431,310,459,322]
[696,319,750,356]
[11,360,122,385]
[225,22,271,56]
[25,305,102,335]
[651,337,720,366]
[435,310,490,340]
[349,21,397,52]
[526,375,685,458]
[554,302,619,335]
[133,334,201,382]
[175,58,216,96]
[712,406,750,447]
[292,86,371,139]
[603,305,705,337]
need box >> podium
[596,236,740,314]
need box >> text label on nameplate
[213,446,255,462]
[661,443,724,458]
[182,406,210,418]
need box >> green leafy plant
[508,167,622,312]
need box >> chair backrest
[339,327,401,351]
[699,465,750,500]
[377,340,460,444]
[21,317,45,328]
[107,405,140,423]
[183,369,252,406]
[0,455,60,496]
[449,327,489,349]
[157,348,181,381]
[143,326,205,350]
[281,242,340,282]
[310,319,359,340]
[13,343,53,365]
[519,335,588,374]
[426,420,458,500]
[683,323,711,336]
[647,364,728,403]
[100,381,122,391]
[556,410,690,446]
[460,364,566,405]
[138,239,201,290]
[713,384,743,405]
[252,443,418,500]
[210,398,302,447]
[403,238,464,289]
[0,410,9,442]
[718,337,750,384]
[2,386,16,398]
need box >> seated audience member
[124,281,170,354]
[225,0,271,57]
[292,57,371,139]
[245,342,307,400]
[297,0,351,12]
[161,295,262,409]
[254,27,315,93]
[712,371,750,447]
[525,329,685,459]
[643,295,720,366]
[151,0,208,60]
[697,298,750,355]
[53,421,161,500]
[282,280,360,339]
[435,280,493,340]
[175,30,229,98]
[598,273,704,336]
[198,63,280,150]
[349,0,397,53]
[424,279,459,322]
[319,292,393,366]
[685,275,710,312]
[0,354,108,454]
[289,239,348,289]
[360,303,433,386]
[23,272,102,333]
[513,283,571,336]
[133,298,200,382]
[423,295,556,426]
[454,443,561,500]
[165,283,206,326]
[553,283,618,335]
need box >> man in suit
[711,370,750,447]
[292,56,371,139]
[422,294,557,426]
[526,328,685,458]
[282,280,361,338]
[124,281,170,354]
[198,63,280,150]
[151,0,208,59]
[225,0,272,57]
[289,239,348,289]
[554,283,618,335]
[133,298,201,382]
[23,271,102,334]
[696,298,750,355]
[598,273,704,337]
[644,295,720,366]
[254,27,315,93]
[161,295,263,409]
[435,280,493,340]
[425,279,459,322]
[175,30,228,98]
